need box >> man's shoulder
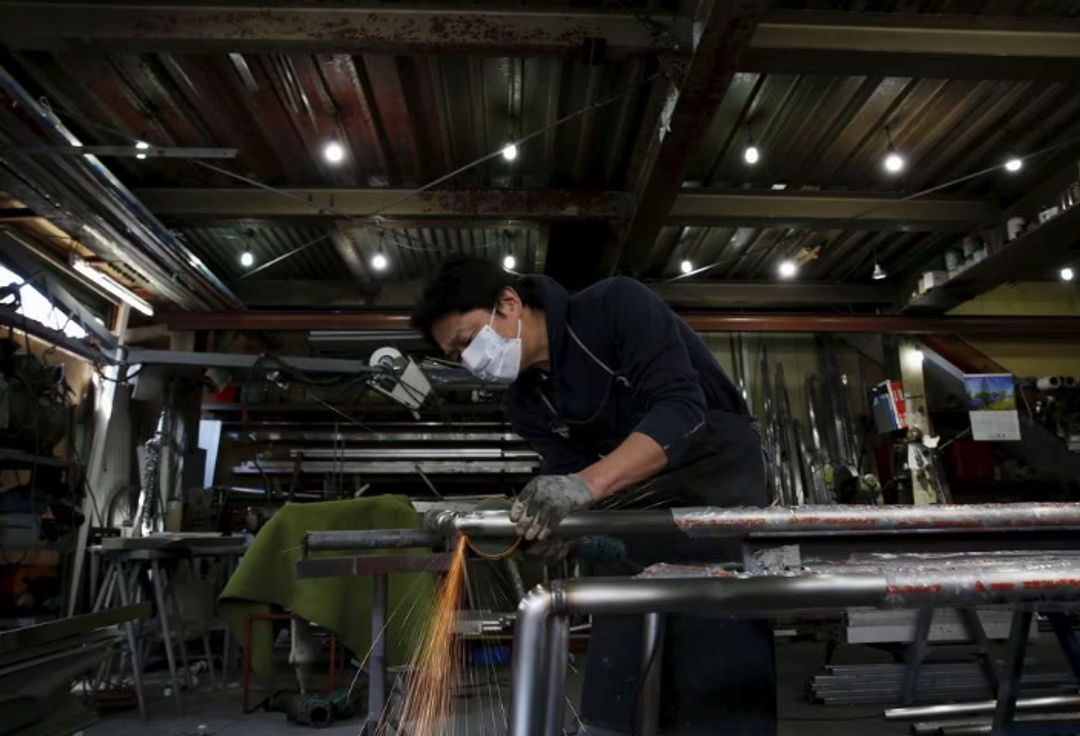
[571,275,649,306]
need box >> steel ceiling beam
[652,281,898,307]
[902,205,1080,313]
[746,12,1080,80]
[162,310,1080,336]
[670,191,999,230]
[0,3,690,56]
[615,1,765,276]
[134,188,633,221]
[136,188,990,230]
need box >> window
[0,265,89,339]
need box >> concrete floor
[83,640,913,735]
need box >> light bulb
[135,153,147,160]
[1004,157,1023,172]
[371,253,388,271]
[680,259,693,274]
[905,348,925,370]
[884,151,905,173]
[240,251,254,267]
[501,143,518,161]
[743,145,760,165]
[503,254,516,270]
[134,140,149,150]
[323,141,345,163]
[778,260,798,279]
[872,262,887,280]
[1061,267,1075,282]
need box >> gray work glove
[510,474,595,542]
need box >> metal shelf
[0,448,70,469]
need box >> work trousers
[580,410,778,736]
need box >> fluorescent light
[872,262,887,280]
[743,145,760,165]
[503,254,516,270]
[135,153,147,160]
[1062,267,1075,282]
[1004,157,1023,172]
[778,259,798,279]
[240,251,254,268]
[134,140,149,150]
[680,259,693,274]
[884,151,905,173]
[323,141,345,164]
[771,183,787,190]
[371,253,388,271]
[70,257,153,316]
[501,143,518,161]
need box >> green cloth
[219,495,436,686]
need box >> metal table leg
[902,608,935,705]
[362,573,388,736]
[991,607,1033,735]
[168,562,192,687]
[151,558,184,712]
[960,608,1000,693]
[116,560,148,718]
[1046,612,1080,683]
[635,612,665,736]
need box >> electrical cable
[661,131,1080,286]
[184,69,663,278]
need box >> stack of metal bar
[810,660,1077,706]
[0,602,149,736]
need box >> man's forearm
[577,431,668,500]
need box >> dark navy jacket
[504,275,747,475]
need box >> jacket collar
[524,275,568,376]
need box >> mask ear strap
[489,303,498,323]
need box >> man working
[412,257,776,735]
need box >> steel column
[991,608,1033,734]
[365,574,388,734]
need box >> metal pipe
[636,612,665,736]
[305,529,441,551]
[542,615,570,736]
[509,563,1080,736]
[887,694,1080,720]
[366,574,387,734]
[305,504,1080,551]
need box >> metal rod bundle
[304,502,1080,551]
[508,560,1080,736]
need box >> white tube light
[71,257,154,316]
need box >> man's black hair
[411,257,543,346]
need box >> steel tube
[542,615,570,736]
[366,574,387,733]
[636,612,665,736]
[509,562,1080,736]
[305,529,441,551]
[887,694,1080,720]
[442,503,1080,538]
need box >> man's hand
[510,474,594,541]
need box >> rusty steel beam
[134,187,633,221]
[0,3,689,56]
[670,190,998,231]
[141,187,996,230]
[652,281,897,307]
[615,1,765,276]
[163,310,1080,336]
[746,11,1080,80]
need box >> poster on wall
[963,373,1021,441]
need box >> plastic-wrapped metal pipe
[304,503,1080,551]
[509,562,1080,736]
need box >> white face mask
[460,306,522,384]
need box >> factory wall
[700,333,879,430]
[948,283,1080,378]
